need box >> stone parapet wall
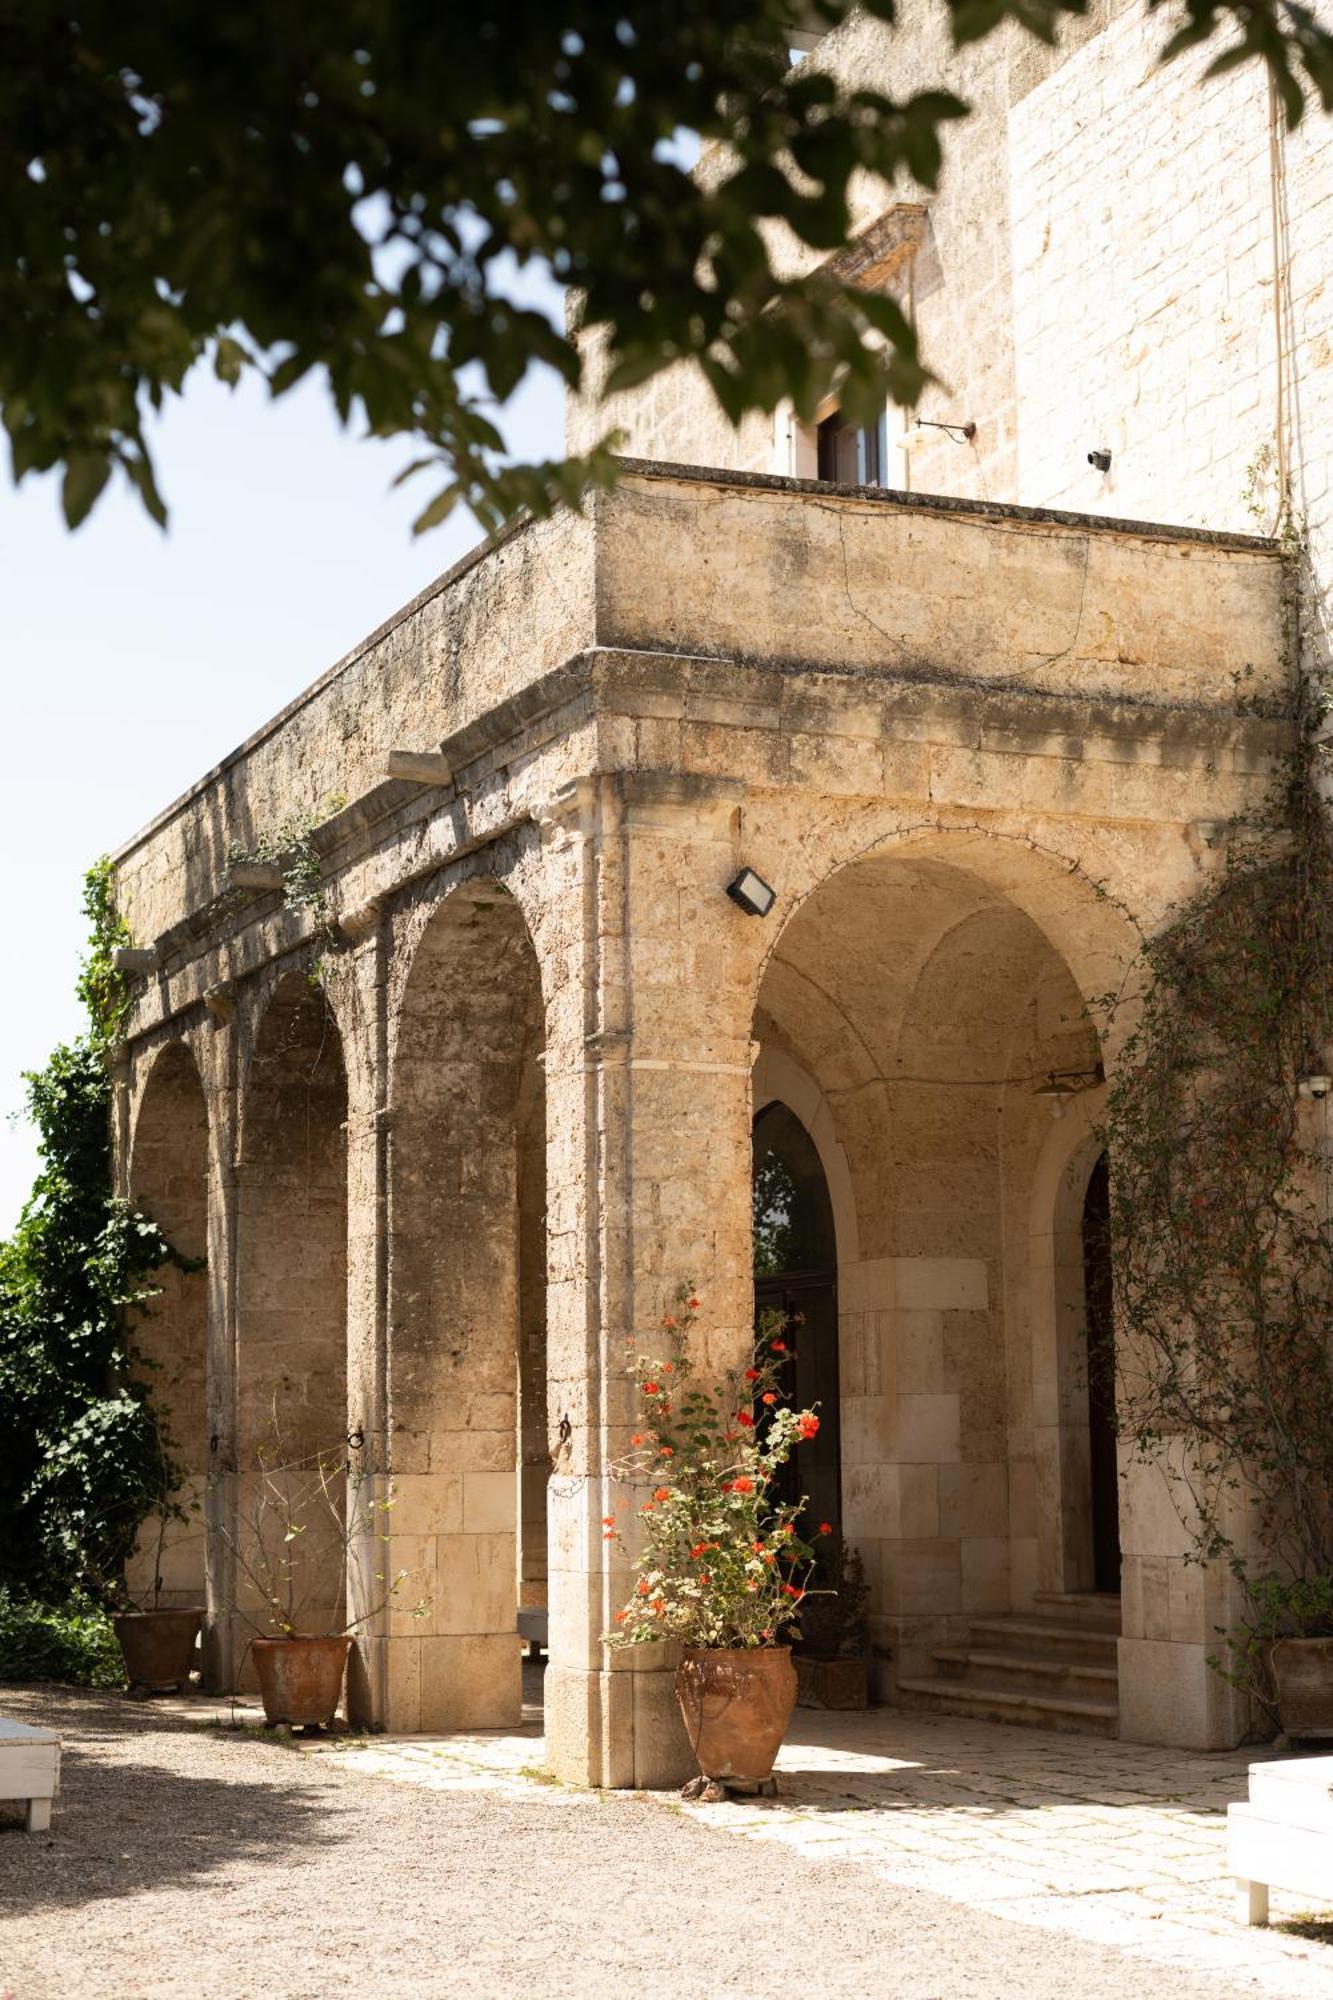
[112,464,1287,960]
[111,504,597,951]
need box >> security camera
[1088,448,1112,473]
[1299,1074,1333,1100]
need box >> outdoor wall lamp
[1033,1066,1104,1119]
[1034,1074,1080,1119]
[726,868,777,918]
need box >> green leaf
[61,452,112,529]
[411,483,462,535]
[213,336,250,388]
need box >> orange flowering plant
[604,1284,824,1651]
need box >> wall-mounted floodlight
[726,868,776,918]
[111,946,160,975]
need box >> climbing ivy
[1104,543,1333,1695]
[229,795,346,987]
[0,860,183,1636]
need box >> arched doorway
[1082,1154,1120,1594]
[751,837,1113,1700]
[752,1101,841,1542]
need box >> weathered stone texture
[570,0,1332,593]
[113,461,1288,1778]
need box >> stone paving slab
[313,1703,1333,1997]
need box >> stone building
[110,0,1325,1784]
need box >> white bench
[0,1715,60,1832]
[1229,1753,1333,1925]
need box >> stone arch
[1029,1092,1111,1595]
[235,969,349,1648]
[126,1039,209,1609]
[384,877,546,1732]
[751,821,1141,1040]
[752,1043,860,1267]
[751,829,1112,1692]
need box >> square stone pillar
[334,936,392,1729]
[1117,1446,1249,1748]
[541,774,758,1788]
[199,1023,240,1692]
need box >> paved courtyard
[4,1683,1333,1998]
[334,1697,1333,1997]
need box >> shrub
[0,861,183,1609]
[0,1587,124,1689]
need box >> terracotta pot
[1272,1636,1333,1737]
[114,1608,203,1691]
[252,1636,352,1727]
[796,1655,870,1711]
[676,1646,797,1784]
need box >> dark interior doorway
[1081,1153,1121,1594]
[752,1102,841,1542]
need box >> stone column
[1117,1447,1249,1748]
[199,1004,240,1692]
[333,934,392,1729]
[542,774,757,1788]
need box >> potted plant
[793,1541,871,1710]
[605,1285,824,1794]
[220,1427,419,1730]
[69,1393,206,1695]
[1221,1575,1333,1739]
[113,1484,205,1694]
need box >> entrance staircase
[897,1591,1120,1737]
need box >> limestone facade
[569,0,1332,607]
[111,460,1289,1780]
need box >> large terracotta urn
[1272,1637,1333,1737]
[252,1636,352,1727]
[113,1608,203,1691]
[676,1646,798,1784]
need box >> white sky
[0,339,565,1232]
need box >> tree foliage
[4,0,1331,535]
[0,862,182,1614]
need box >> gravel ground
[0,1686,1270,2000]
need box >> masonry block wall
[570,1,1330,660]
[234,973,349,1660]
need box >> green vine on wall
[1104,497,1333,1702]
[229,794,346,987]
[0,861,186,1659]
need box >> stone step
[1032,1590,1123,1632]
[966,1615,1120,1666]
[897,1674,1120,1738]
[931,1645,1118,1702]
